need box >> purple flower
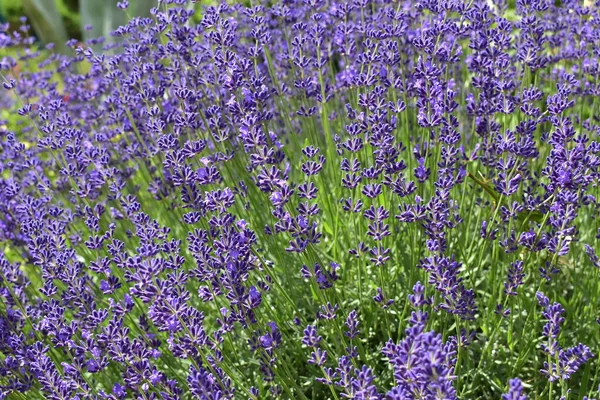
[504,260,525,296]
[384,311,457,399]
[537,292,594,382]
[502,378,527,400]
[1,0,599,398]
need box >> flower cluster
[1,0,600,398]
[537,292,594,383]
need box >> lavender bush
[1,0,600,398]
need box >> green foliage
[56,0,82,40]
[1,0,153,51]
[1,0,79,42]
[21,0,69,52]
[0,0,25,26]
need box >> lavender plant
[1,0,600,398]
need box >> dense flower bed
[1,0,600,398]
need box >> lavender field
[1,0,600,398]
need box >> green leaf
[22,0,69,53]
[516,209,545,224]
[467,171,499,204]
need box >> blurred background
[0,0,201,53]
[1,0,84,42]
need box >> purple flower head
[113,383,126,399]
[302,325,321,348]
[344,310,360,339]
[418,255,476,320]
[502,378,527,400]
[373,287,394,309]
[537,292,593,382]
[504,260,525,296]
[408,281,431,308]
[384,311,457,398]
[259,322,282,351]
[301,262,339,290]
